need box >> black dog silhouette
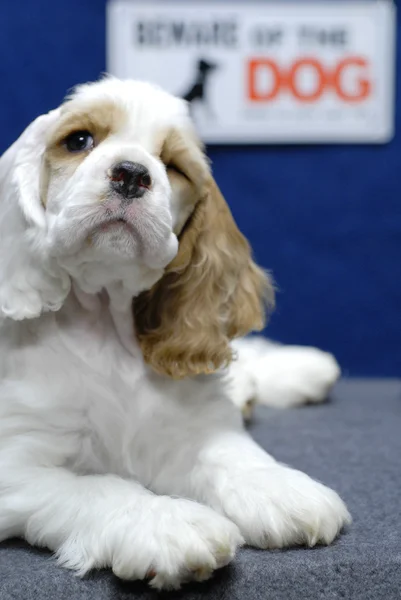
[182,59,217,118]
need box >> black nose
[109,161,151,200]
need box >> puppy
[0,77,350,590]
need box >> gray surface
[1,379,400,599]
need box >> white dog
[0,77,349,590]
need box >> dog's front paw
[254,346,341,408]
[222,467,350,549]
[58,497,243,591]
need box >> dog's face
[41,79,205,274]
[0,77,274,378]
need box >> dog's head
[0,76,274,378]
[198,59,218,74]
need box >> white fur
[0,77,350,591]
[231,337,341,413]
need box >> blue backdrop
[0,0,400,375]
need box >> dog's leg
[0,456,242,589]
[229,337,341,410]
[189,432,350,549]
[149,397,351,550]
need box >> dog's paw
[222,467,351,549]
[57,497,242,591]
[253,346,341,408]
[113,498,243,590]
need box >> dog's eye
[64,131,94,153]
[167,164,188,180]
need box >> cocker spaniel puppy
[0,77,349,590]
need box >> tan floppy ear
[134,130,275,379]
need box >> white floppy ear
[0,110,71,321]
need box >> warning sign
[107,1,396,144]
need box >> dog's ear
[133,128,274,379]
[0,110,71,320]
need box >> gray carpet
[1,379,400,599]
